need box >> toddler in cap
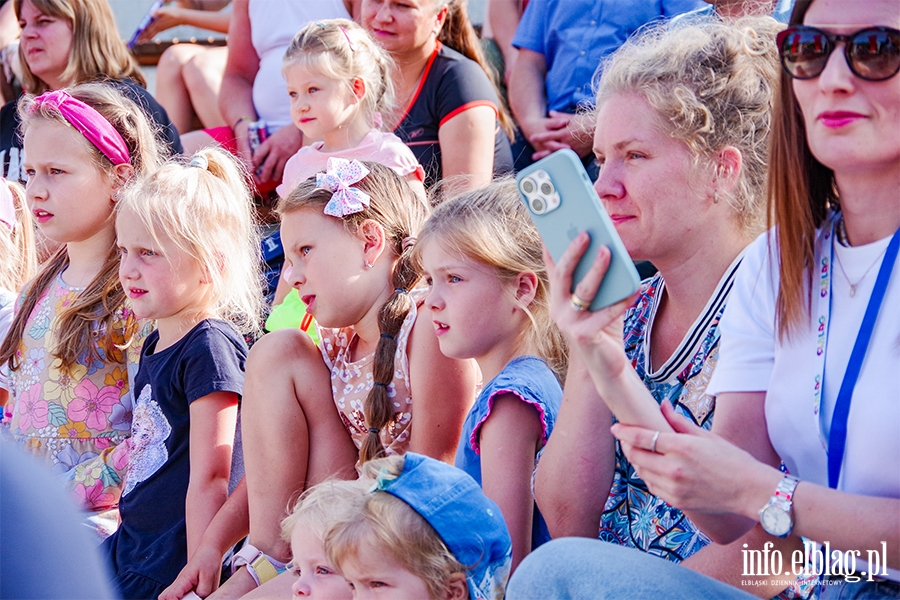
[325,453,512,600]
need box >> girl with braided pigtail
[360,236,422,463]
[162,159,476,600]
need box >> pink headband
[0,179,15,230]
[31,90,131,166]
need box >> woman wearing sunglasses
[508,0,900,598]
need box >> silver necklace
[834,217,888,297]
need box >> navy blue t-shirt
[393,44,513,188]
[103,319,246,598]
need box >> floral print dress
[317,291,423,458]
[1,274,147,533]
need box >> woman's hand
[545,231,635,382]
[612,401,780,519]
[547,232,668,430]
[138,5,187,42]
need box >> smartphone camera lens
[530,197,546,214]
[521,179,535,194]
[540,181,554,196]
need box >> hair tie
[188,154,209,170]
[394,288,409,295]
[31,90,131,166]
[0,179,15,230]
[316,158,371,217]
[368,427,380,433]
[380,333,394,340]
[401,236,416,251]
[374,382,388,389]
[339,26,355,51]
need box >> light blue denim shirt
[512,0,706,113]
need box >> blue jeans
[506,537,757,599]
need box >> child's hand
[158,543,223,600]
[251,126,303,187]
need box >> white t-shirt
[708,221,900,500]
[248,0,350,129]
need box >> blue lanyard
[826,224,900,489]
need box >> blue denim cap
[372,453,512,600]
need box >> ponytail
[438,0,514,139]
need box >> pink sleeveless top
[317,294,422,456]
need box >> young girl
[276,18,426,200]
[0,177,36,340]
[415,180,566,570]
[0,83,161,536]
[326,453,512,600]
[103,147,262,599]
[280,480,361,599]
[267,18,427,337]
[180,159,475,599]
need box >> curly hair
[595,16,783,235]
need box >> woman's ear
[513,271,539,309]
[358,218,387,267]
[442,572,468,600]
[714,146,743,195]
[434,3,449,35]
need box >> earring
[713,191,720,204]
[365,260,374,269]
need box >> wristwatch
[759,474,800,538]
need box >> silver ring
[569,292,591,312]
[650,431,660,454]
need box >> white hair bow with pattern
[316,157,371,217]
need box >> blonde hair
[117,148,264,335]
[277,162,429,464]
[0,82,162,373]
[0,179,37,293]
[414,179,567,381]
[595,16,783,235]
[284,19,395,130]
[326,456,465,599]
[280,478,368,544]
[14,0,146,94]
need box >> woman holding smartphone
[513,16,813,599]
[512,0,900,598]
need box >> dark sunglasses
[776,25,900,81]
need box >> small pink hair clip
[316,158,371,218]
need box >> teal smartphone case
[516,149,641,311]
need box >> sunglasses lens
[780,28,831,79]
[849,28,900,81]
